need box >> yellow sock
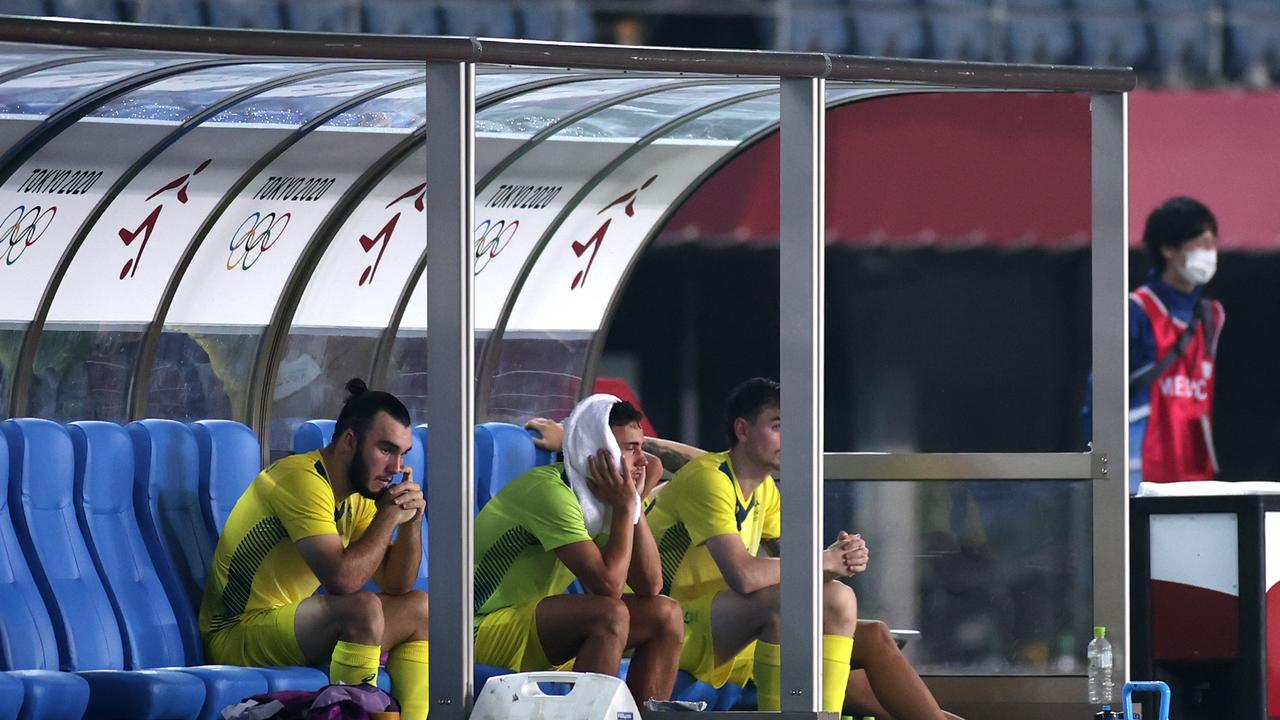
[330,640,381,686]
[753,640,782,711]
[387,640,430,720]
[822,634,854,713]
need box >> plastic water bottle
[1087,626,1114,704]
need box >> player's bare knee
[336,591,385,640]
[586,596,629,639]
[822,581,857,632]
[649,595,684,642]
[856,619,894,654]
[752,585,782,636]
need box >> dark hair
[608,400,644,428]
[725,377,780,447]
[332,378,411,445]
[1142,196,1217,273]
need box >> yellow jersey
[646,451,780,602]
[200,450,376,635]
[473,463,600,620]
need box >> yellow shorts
[204,602,307,667]
[678,592,755,688]
[474,600,574,672]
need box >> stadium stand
[3,0,1280,86]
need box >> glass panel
[291,144,425,330]
[475,77,683,138]
[555,83,771,140]
[485,95,783,422]
[162,77,422,424]
[167,77,424,328]
[45,68,408,328]
[146,326,257,421]
[825,479,1091,675]
[0,324,21,416]
[474,71,576,97]
[474,85,773,332]
[267,329,380,460]
[274,141,426,453]
[0,58,181,119]
[87,62,317,122]
[204,67,420,127]
[817,92,1092,453]
[26,324,145,422]
[326,80,424,129]
[385,330,428,425]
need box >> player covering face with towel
[471,394,683,706]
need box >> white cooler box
[472,671,641,720]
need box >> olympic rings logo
[1,204,56,266]
[473,218,518,276]
[227,211,289,271]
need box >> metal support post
[779,75,825,714]
[426,59,476,720]
[1090,92,1130,684]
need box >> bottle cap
[1093,626,1106,638]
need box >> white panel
[0,122,175,322]
[1150,513,1238,596]
[399,264,428,331]
[505,141,735,332]
[1266,512,1280,590]
[291,144,425,328]
[166,131,403,326]
[473,138,631,330]
[47,125,296,324]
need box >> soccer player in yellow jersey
[472,399,682,706]
[201,379,430,719]
[533,379,954,719]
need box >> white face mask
[1176,248,1217,286]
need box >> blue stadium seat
[1078,12,1150,68]
[47,0,120,21]
[206,0,284,29]
[789,5,849,53]
[133,0,203,25]
[474,422,553,508]
[0,675,21,720]
[0,428,89,720]
[1151,14,1208,84]
[131,420,329,693]
[929,10,992,61]
[293,418,336,455]
[1,419,205,720]
[1226,11,1280,82]
[0,0,48,16]
[440,0,518,36]
[1006,13,1075,64]
[70,422,267,720]
[192,420,262,538]
[283,0,359,31]
[851,7,926,58]
[518,1,594,41]
[363,0,441,34]
[1074,0,1139,8]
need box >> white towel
[563,393,641,536]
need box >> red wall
[661,90,1280,252]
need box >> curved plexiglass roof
[0,38,1104,456]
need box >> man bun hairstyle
[1142,196,1218,273]
[333,377,411,445]
[725,377,781,447]
[608,399,644,428]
